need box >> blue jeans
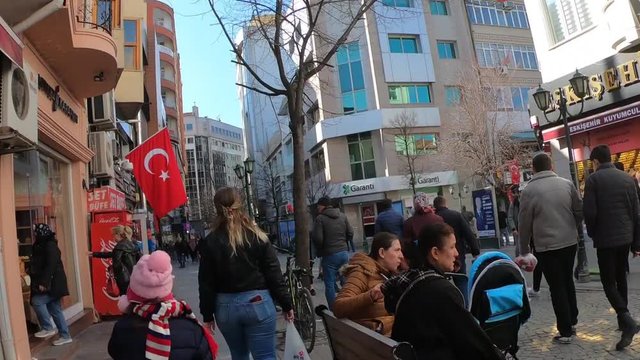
[321,251,349,310]
[215,290,277,360]
[31,294,70,339]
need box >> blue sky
[164,0,242,128]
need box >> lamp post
[234,157,255,218]
[532,69,591,283]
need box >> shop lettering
[342,183,374,195]
[544,56,640,112]
[98,216,120,224]
[416,176,440,185]
[568,104,640,135]
[37,75,79,123]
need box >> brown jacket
[333,253,394,336]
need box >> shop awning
[510,131,537,142]
[0,16,23,67]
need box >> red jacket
[401,209,444,269]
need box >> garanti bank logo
[342,184,351,195]
[342,183,374,196]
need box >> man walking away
[518,152,582,345]
[461,206,478,237]
[375,199,403,236]
[312,197,353,309]
[433,196,480,305]
[498,209,509,246]
[583,144,640,351]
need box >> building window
[389,84,432,104]
[395,134,438,155]
[544,0,593,44]
[430,0,448,15]
[124,19,140,70]
[186,123,193,131]
[382,0,412,7]
[475,42,538,70]
[466,1,529,29]
[388,35,420,54]
[445,86,461,106]
[337,42,367,114]
[347,132,376,180]
[511,86,533,111]
[187,137,194,144]
[437,41,457,59]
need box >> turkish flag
[126,128,187,218]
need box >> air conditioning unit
[88,91,116,131]
[0,58,38,153]
[89,132,115,178]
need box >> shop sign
[530,52,640,128]
[88,186,126,213]
[341,183,374,196]
[94,212,131,224]
[542,101,640,141]
[37,75,79,123]
[333,171,458,198]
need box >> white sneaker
[34,329,57,338]
[52,337,72,346]
[527,288,540,297]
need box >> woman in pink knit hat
[108,250,218,360]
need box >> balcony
[157,44,174,58]
[22,0,118,98]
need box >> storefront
[330,171,461,242]
[0,44,95,357]
[534,52,640,192]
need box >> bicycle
[283,253,316,353]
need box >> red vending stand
[88,187,130,316]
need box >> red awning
[0,16,23,67]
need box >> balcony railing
[76,0,113,35]
[157,44,174,57]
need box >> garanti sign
[334,171,458,198]
[530,52,640,128]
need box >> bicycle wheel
[294,287,316,353]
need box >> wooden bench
[315,306,416,360]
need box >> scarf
[132,299,218,360]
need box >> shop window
[347,132,376,180]
[337,42,367,114]
[124,19,140,70]
[13,150,79,316]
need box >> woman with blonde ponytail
[198,187,293,360]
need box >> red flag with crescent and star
[125,128,187,218]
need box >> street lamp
[533,69,591,283]
[234,158,255,218]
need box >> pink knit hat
[117,250,174,312]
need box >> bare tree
[439,66,531,188]
[388,111,420,195]
[208,0,379,275]
[256,162,283,223]
[305,175,335,206]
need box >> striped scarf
[132,299,218,360]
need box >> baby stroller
[468,251,531,359]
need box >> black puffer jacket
[108,315,214,360]
[93,240,140,294]
[382,268,504,360]
[584,163,640,250]
[198,230,292,322]
[312,207,353,257]
[29,237,69,299]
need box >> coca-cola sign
[93,212,131,224]
[97,216,120,224]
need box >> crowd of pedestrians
[26,144,640,359]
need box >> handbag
[105,264,120,298]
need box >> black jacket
[108,315,214,360]
[583,163,640,250]
[29,237,69,299]
[94,240,140,294]
[198,230,292,322]
[435,207,480,258]
[382,268,503,360]
[311,207,353,257]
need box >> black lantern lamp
[569,69,590,99]
[244,157,255,174]
[234,164,244,179]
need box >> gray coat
[583,162,640,250]
[518,171,583,254]
[312,208,353,257]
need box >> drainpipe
[0,238,16,360]
[13,0,65,33]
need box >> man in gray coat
[583,144,640,350]
[518,153,583,344]
[312,197,353,309]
